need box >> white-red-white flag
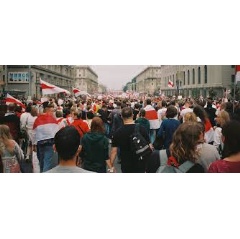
[236,65,240,84]
[168,79,174,88]
[40,79,70,95]
[72,87,81,97]
[5,93,26,108]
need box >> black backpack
[130,123,152,160]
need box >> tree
[122,85,128,92]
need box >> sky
[90,65,148,90]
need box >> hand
[108,167,116,173]
[33,145,37,152]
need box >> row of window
[165,66,208,87]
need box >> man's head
[121,107,133,121]
[54,126,80,161]
[146,99,151,105]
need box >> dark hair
[7,104,15,112]
[222,120,240,158]
[146,99,151,105]
[193,105,208,123]
[54,126,80,161]
[166,105,178,118]
[87,111,94,120]
[139,109,146,117]
[134,103,140,109]
[56,110,63,118]
[91,117,105,133]
[121,107,133,119]
[162,101,167,107]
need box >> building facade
[135,66,161,95]
[74,66,98,94]
[160,65,235,98]
[1,65,75,99]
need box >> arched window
[198,67,201,84]
[188,70,190,85]
[192,69,195,84]
[204,65,207,83]
[183,72,186,85]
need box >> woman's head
[184,112,197,123]
[221,120,240,158]
[215,110,230,127]
[193,105,208,123]
[90,117,105,133]
[170,122,203,163]
[0,125,12,140]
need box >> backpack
[156,150,194,173]
[112,113,123,133]
[130,123,152,160]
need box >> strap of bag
[159,149,168,166]
[178,161,194,173]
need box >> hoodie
[80,132,109,172]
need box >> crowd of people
[1,94,240,173]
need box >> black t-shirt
[112,124,150,173]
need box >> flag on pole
[72,87,81,97]
[5,93,26,108]
[40,79,70,95]
[72,87,91,97]
[168,79,174,88]
[236,65,240,84]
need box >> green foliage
[122,85,128,92]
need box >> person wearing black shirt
[110,107,151,173]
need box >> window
[188,70,190,85]
[183,72,185,85]
[232,75,235,84]
[198,67,201,84]
[204,65,207,83]
[192,69,195,84]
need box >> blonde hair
[0,125,14,155]
[184,112,198,123]
[218,110,230,127]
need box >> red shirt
[208,160,240,173]
[71,119,90,138]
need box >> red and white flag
[5,93,26,108]
[72,87,91,97]
[168,79,174,88]
[40,79,70,95]
[236,65,240,84]
[72,87,81,97]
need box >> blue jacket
[157,119,180,149]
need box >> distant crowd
[1,94,240,173]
